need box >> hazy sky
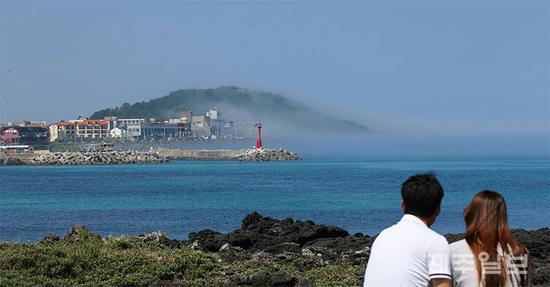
[1,1,549,156]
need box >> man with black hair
[363,173,452,287]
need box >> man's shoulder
[425,227,448,242]
[422,228,450,250]
[374,223,399,239]
[370,224,399,246]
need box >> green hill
[90,86,366,132]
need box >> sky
[0,1,549,157]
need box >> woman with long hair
[451,190,530,287]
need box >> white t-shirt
[450,239,527,287]
[363,214,452,287]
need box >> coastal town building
[180,111,193,123]
[48,124,58,142]
[1,106,259,150]
[50,120,110,142]
[76,120,111,139]
[43,108,252,143]
[0,127,18,145]
[206,109,219,121]
[192,115,206,126]
[191,125,211,139]
[0,126,49,146]
[167,118,183,124]
[116,118,143,126]
[117,119,144,138]
[191,115,211,138]
[141,122,191,140]
[100,117,144,139]
[221,121,235,139]
[11,120,48,128]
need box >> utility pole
[1,100,7,125]
[2,70,11,125]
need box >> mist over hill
[90,86,367,133]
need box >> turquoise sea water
[1,158,549,242]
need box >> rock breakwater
[14,151,167,165]
[0,153,26,166]
[2,148,302,166]
[238,148,303,161]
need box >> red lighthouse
[255,122,262,149]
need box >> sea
[1,157,549,242]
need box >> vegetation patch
[0,237,360,287]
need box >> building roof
[0,133,19,140]
[53,120,109,127]
[53,121,74,127]
[75,120,109,126]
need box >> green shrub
[0,240,364,287]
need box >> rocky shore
[2,150,168,166]
[2,213,547,286]
[238,148,303,161]
[0,153,26,165]
[188,212,550,286]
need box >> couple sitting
[363,174,529,287]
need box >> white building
[117,119,144,138]
[49,124,59,142]
[110,127,123,138]
[117,119,144,126]
[167,118,182,124]
[206,109,219,120]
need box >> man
[363,173,452,287]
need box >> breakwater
[1,148,302,166]
[156,148,303,161]
[1,151,167,166]
[156,148,245,160]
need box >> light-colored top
[450,239,527,287]
[363,214,452,287]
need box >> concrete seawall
[156,148,303,161]
[158,149,245,160]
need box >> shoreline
[1,212,548,286]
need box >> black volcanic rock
[39,214,550,286]
[138,231,183,249]
[187,229,227,252]
[41,233,60,243]
[188,212,550,286]
[189,212,352,254]
[223,270,312,287]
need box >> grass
[0,236,362,287]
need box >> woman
[451,190,529,287]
